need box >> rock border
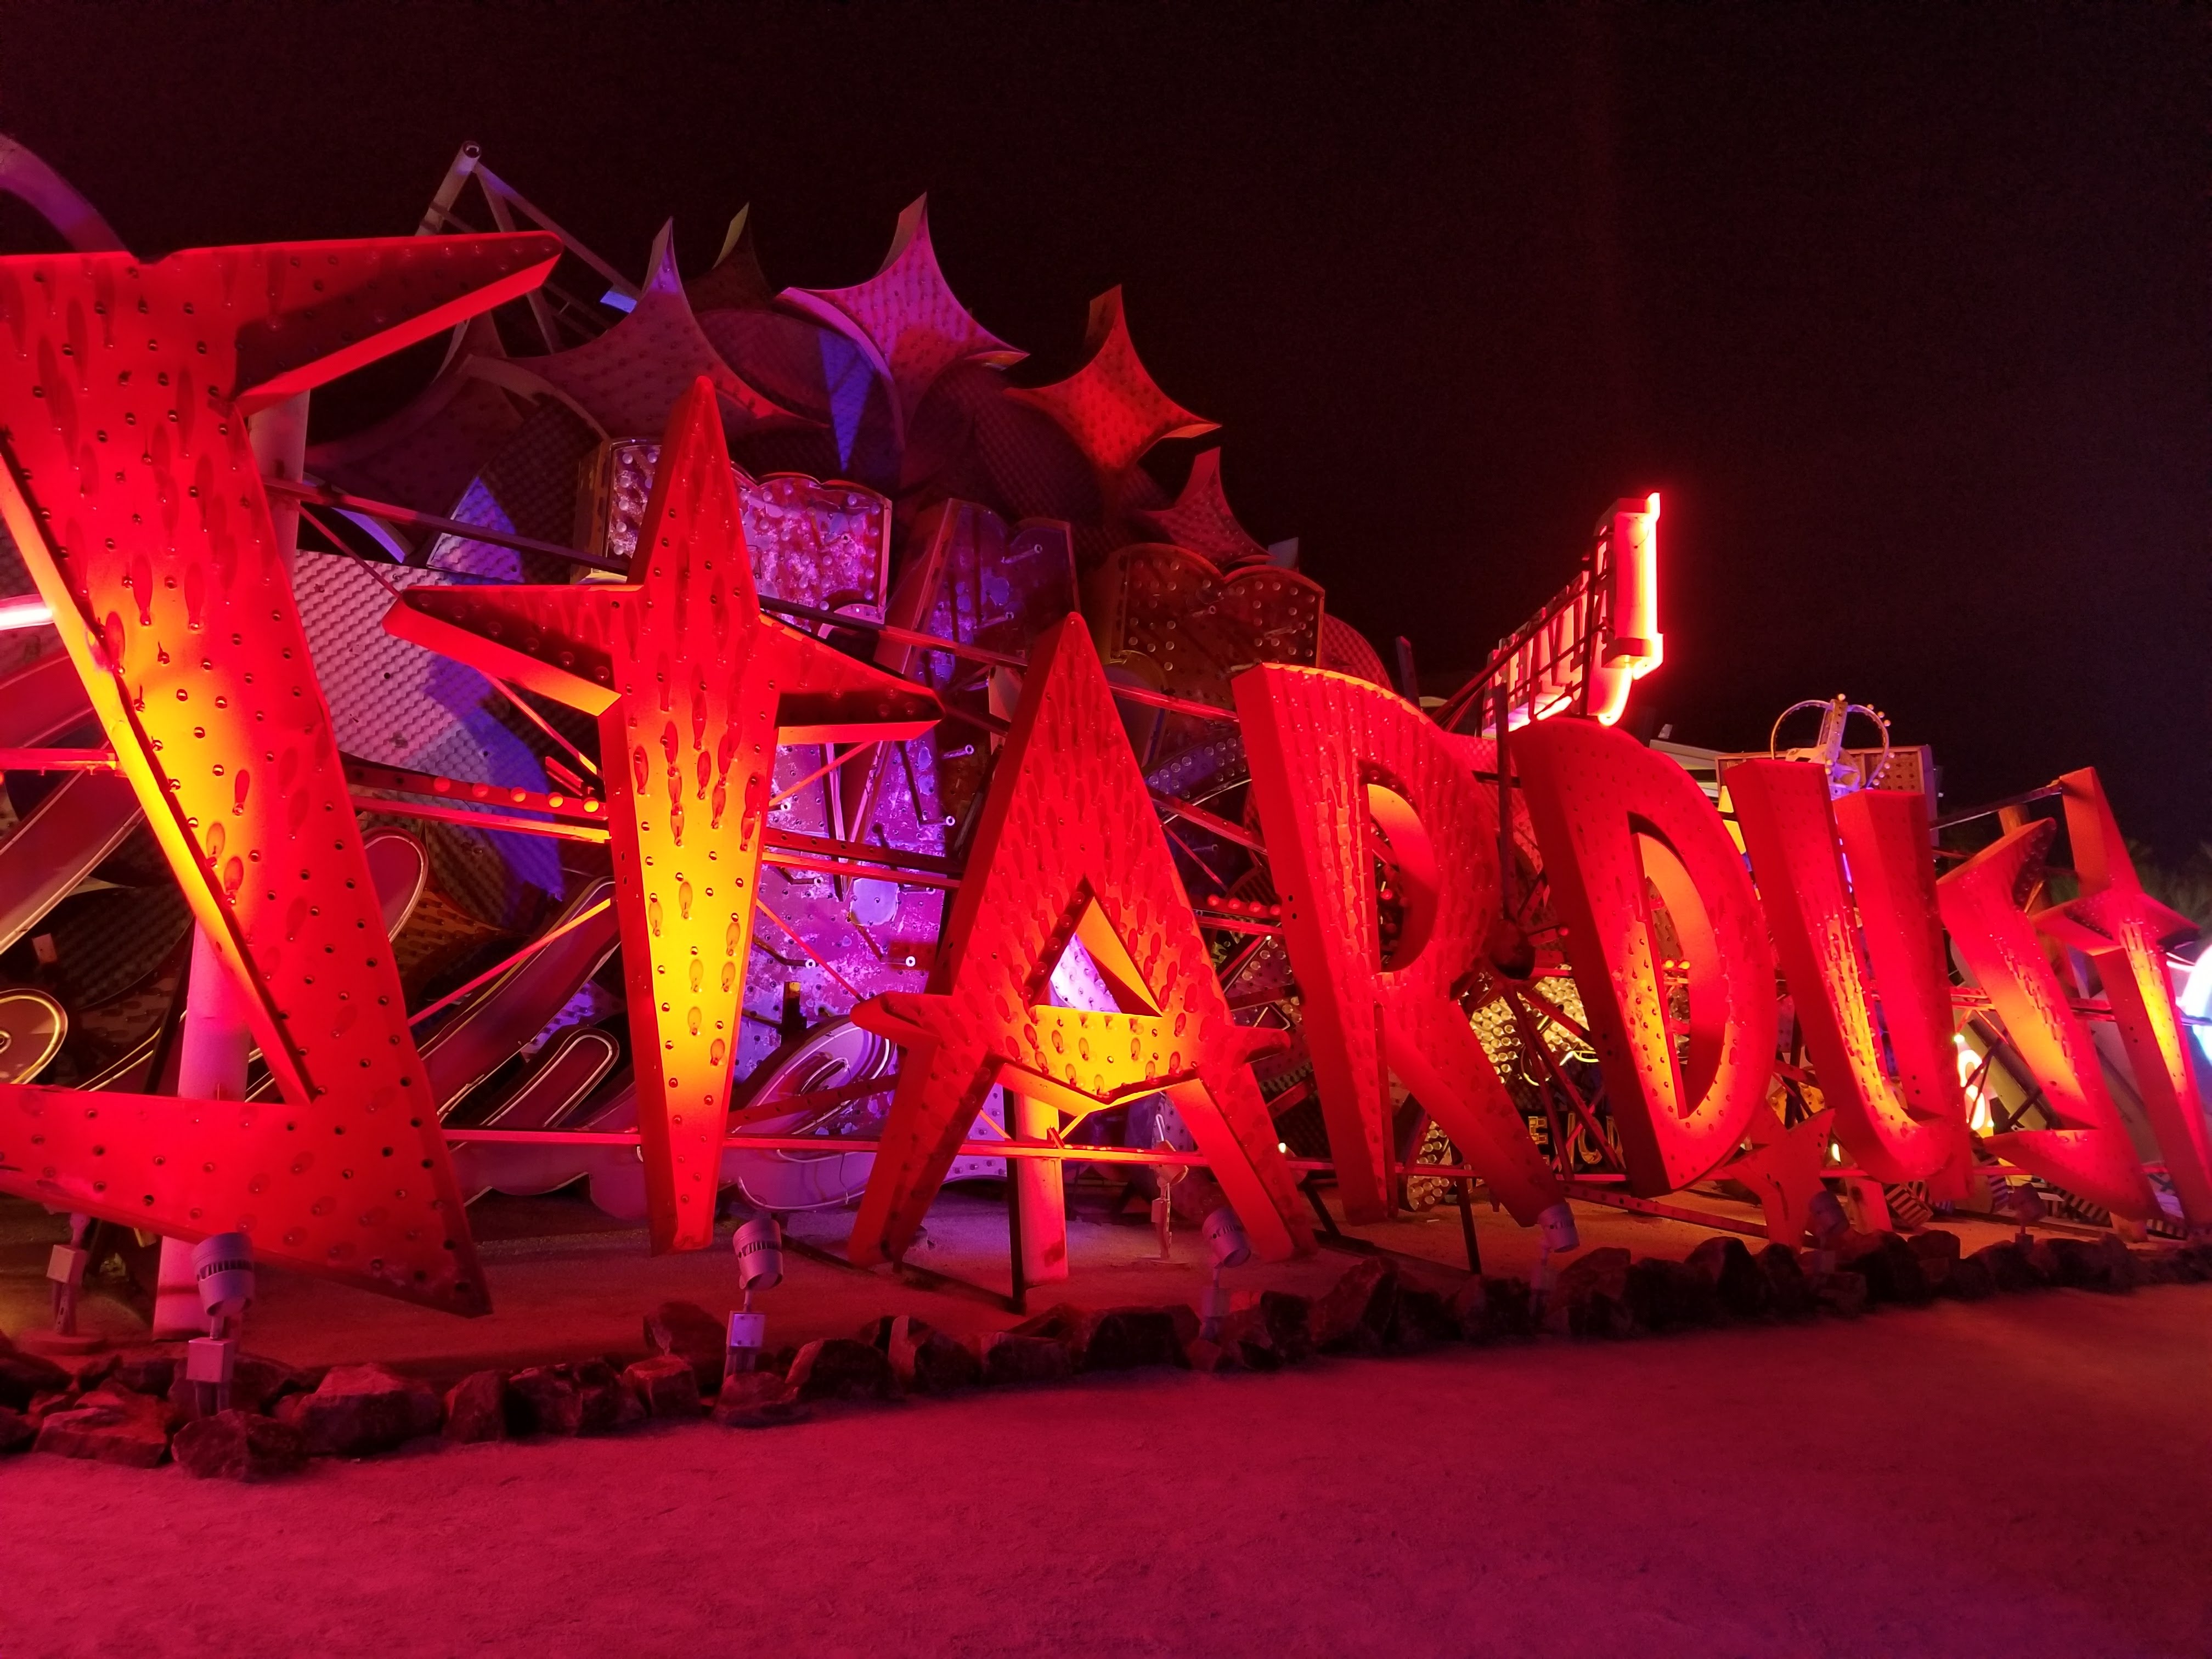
[4,1231,2205,1479]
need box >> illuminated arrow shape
[0,230,560,1311]
[386,377,941,1251]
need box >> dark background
[4,4,2205,854]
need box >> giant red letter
[1515,719,1778,1194]
[1234,664,1562,1224]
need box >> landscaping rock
[1073,1306,1196,1372]
[2129,1248,2184,1285]
[1757,1244,1816,1318]
[1309,1258,1400,1353]
[624,1355,703,1419]
[1941,1255,1997,1301]
[1837,1231,1933,1305]
[0,1349,71,1412]
[1547,1248,1635,1339]
[885,1317,979,1395]
[172,1410,307,1481]
[1213,1307,1284,1372]
[1688,1237,1775,1319]
[2174,1243,2212,1282]
[0,1405,35,1454]
[278,1363,442,1456]
[1812,1269,1869,1318]
[1183,1336,1238,1374]
[1451,1276,1534,1342]
[785,1338,899,1403]
[2045,1235,2136,1294]
[1970,1240,2050,1293]
[506,1366,583,1436]
[1255,1290,1313,1362]
[644,1300,727,1394]
[1625,1257,1723,1331]
[170,1352,314,1421]
[1390,1283,1461,1350]
[35,1387,173,1468]
[713,1370,808,1428]
[581,1360,646,1432]
[108,1344,187,1400]
[443,1370,510,1442]
[976,1331,1074,1386]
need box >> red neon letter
[850,617,1312,1265]
[1234,664,1562,1224]
[0,234,560,1310]
[1515,718,1778,1194]
[2035,769,2212,1225]
[1730,761,1969,1182]
[1937,819,2155,1220]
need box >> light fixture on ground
[188,1232,254,1414]
[727,1216,785,1375]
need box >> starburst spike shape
[782,196,1024,431]
[1134,449,1270,568]
[1011,287,1218,474]
[517,222,802,437]
[386,377,941,1251]
[848,616,1313,1267]
[0,230,561,1312]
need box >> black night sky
[6,5,2205,853]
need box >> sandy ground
[3,1284,2208,1658]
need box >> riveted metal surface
[849,616,1311,1267]
[515,226,797,437]
[1234,663,1562,1224]
[0,231,559,1311]
[1514,717,1778,1195]
[2034,768,2212,1224]
[1132,449,1268,569]
[782,198,1024,430]
[1009,289,1216,473]
[1730,759,1968,1183]
[386,377,940,1251]
[1939,820,2158,1220]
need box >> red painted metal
[1730,760,1970,1183]
[1937,819,2156,1220]
[1009,288,1216,472]
[2036,768,2212,1223]
[0,230,560,1311]
[1515,717,1779,1195]
[849,616,1312,1266]
[385,377,940,1251]
[782,196,1024,432]
[1234,663,1564,1224]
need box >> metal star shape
[387,376,940,1251]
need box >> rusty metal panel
[849,616,1311,1266]
[386,377,939,1251]
[1730,759,1968,1183]
[1234,662,1562,1224]
[0,232,560,1311]
[1515,716,1779,1195]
